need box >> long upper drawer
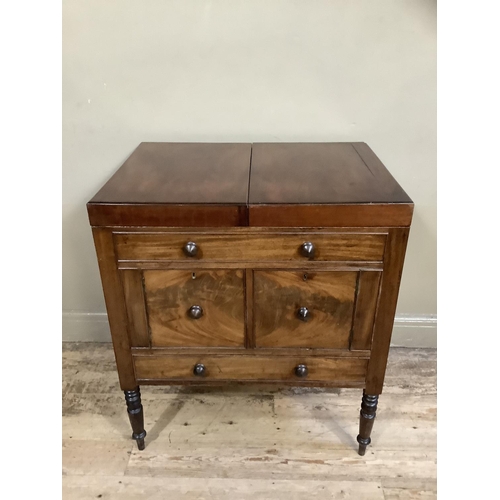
[114,232,387,262]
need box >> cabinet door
[145,269,245,348]
[253,270,381,350]
[122,269,245,348]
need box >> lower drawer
[133,354,368,385]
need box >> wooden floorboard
[62,476,386,499]
[62,343,437,499]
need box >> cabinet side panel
[91,227,136,389]
[350,271,382,351]
[245,269,255,348]
[121,269,150,347]
[365,227,410,393]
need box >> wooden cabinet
[88,142,413,454]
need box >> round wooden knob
[183,241,198,257]
[188,305,203,319]
[294,364,308,377]
[300,242,315,258]
[193,363,206,376]
[297,307,310,322]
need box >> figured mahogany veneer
[143,269,245,348]
[88,142,413,454]
[113,232,386,263]
[253,270,380,350]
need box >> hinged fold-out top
[88,142,413,227]
[87,142,252,227]
[249,142,413,227]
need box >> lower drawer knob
[193,363,206,376]
[297,307,310,322]
[295,364,308,377]
[188,305,203,319]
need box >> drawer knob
[295,364,308,377]
[297,307,310,322]
[188,305,203,319]
[193,363,206,376]
[183,241,198,257]
[300,241,315,259]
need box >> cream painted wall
[63,0,436,346]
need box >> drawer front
[143,269,245,347]
[114,232,386,262]
[133,354,368,384]
[254,270,381,350]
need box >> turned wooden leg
[356,392,379,456]
[124,387,147,450]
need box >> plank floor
[63,344,436,499]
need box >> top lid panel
[249,142,412,205]
[90,142,251,205]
